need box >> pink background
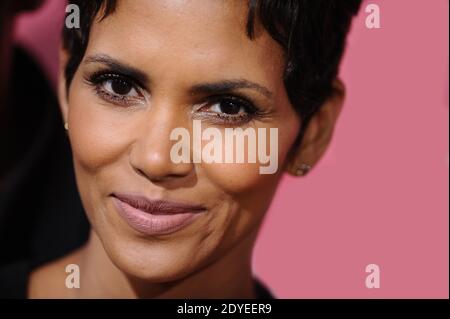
[14,0,449,298]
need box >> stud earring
[64,122,69,131]
[296,163,311,176]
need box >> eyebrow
[84,54,273,99]
[84,54,150,86]
[190,79,273,99]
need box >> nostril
[134,167,154,180]
[133,166,170,183]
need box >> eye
[195,95,261,125]
[100,75,139,98]
[209,98,248,116]
[86,72,145,106]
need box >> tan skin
[28,0,344,298]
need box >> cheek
[199,119,299,198]
[67,80,131,172]
[196,127,296,239]
[201,162,281,229]
[201,162,277,195]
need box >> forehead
[86,0,285,88]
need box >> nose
[128,102,194,184]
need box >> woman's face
[62,0,301,281]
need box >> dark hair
[62,0,361,139]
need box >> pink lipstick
[111,193,206,236]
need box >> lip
[111,193,206,236]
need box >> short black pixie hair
[62,0,361,125]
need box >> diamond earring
[64,122,69,131]
[296,163,311,176]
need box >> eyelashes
[194,94,266,125]
[84,70,268,126]
[85,71,146,107]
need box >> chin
[99,228,213,283]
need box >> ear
[285,78,345,176]
[58,47,70,126]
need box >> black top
[0,47,274,299]
[253,278,275,299]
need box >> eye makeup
[84,70,147,107]
[192,93,271,126]
[83,67,272,126]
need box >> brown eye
[208,97,251,116]
[218,100,243,115]
[193,95,262,126]
[110,78,133,95]
[87,72,146,107]
[103,78,137,97]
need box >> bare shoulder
[27,248,83,299]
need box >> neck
[73,229,257,298]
